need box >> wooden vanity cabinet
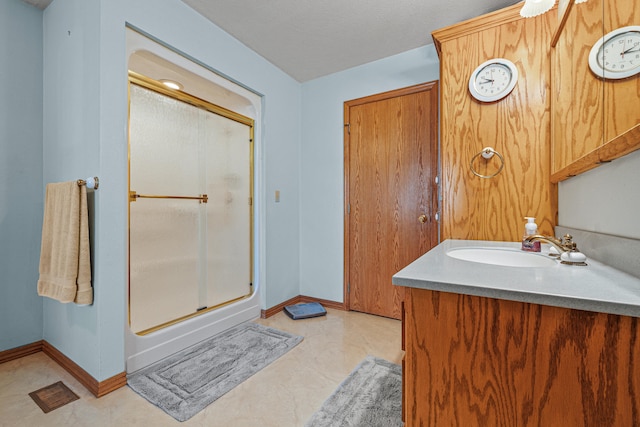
[402,286,640,426]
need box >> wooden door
[344,82,439,320]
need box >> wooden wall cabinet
[402,287,640,426]
[551,0,640,182]
[432,4,557,242]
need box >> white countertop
[392,239,640,317]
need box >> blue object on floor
[284,302,327,320]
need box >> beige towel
[37,181,93,305]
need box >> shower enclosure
[128,72,254,335]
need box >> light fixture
[575,0,587,3]
[159,79,183,90]
[519,0,555,18]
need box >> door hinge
[347,203,351,214]
[348,283,351,293]
[344,123,350,134]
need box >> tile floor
[0,309,402,426]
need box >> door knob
[418,214,428,223]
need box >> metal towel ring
[470,147,505,179]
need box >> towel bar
[77,177,99,190]
[470,147,504,179]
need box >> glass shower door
[128,77,253,335]
[204,114,253,308]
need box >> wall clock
[468,58,518,102]
[589,26,640,80]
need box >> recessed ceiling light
[160,79,183,90]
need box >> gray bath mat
[128,322,303,422]
[305,355,403,427]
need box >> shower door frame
[127,71,255,335]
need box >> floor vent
[29,381,79,413]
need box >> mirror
[550,0,640,183]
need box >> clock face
[468,59,518,102]
[589,26,640,79]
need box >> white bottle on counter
[521,217,541,252]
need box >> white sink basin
[446,247,557,268]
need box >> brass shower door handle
[129,190,208,203]
[418,214,428,223]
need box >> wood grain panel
[349,98,407,318]
[435,6,557,241]
[551,0,575,48]
[551,123,640,182]
[551,4,576,173]
[552,0,640,178]
[431,3,534,56]
[603,0,640,143]
[553,0,604,173]
[404,288,640,426]
[345,83,438,319]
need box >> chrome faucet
[524,234,587,265]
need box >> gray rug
[128,322,303,422]
[305,355,403,427]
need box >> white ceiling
[23,0,521,82]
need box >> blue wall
[299,46,440,302]
[0,0,44,350]
[0,0,440,378]
[2,0,638,384]
[38,0,302,380]
[42,0,106,377]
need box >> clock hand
[622,46,640,54]
[620,37,639,59]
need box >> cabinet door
[403,287,640,426]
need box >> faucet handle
[561,234,578,251]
